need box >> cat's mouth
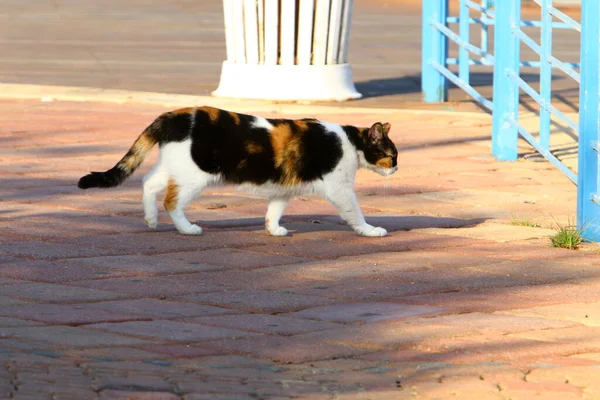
[376,165,398,177]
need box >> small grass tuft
[550,223,583,250]
[511,217,542,228]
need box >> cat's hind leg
[265,196,290,236]
[324,187,387,237]
[142,163,168,229]
[164,176,206,235]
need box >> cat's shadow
[198,214,486,234]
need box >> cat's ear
[382,123,391,136]
[368,123,385,144]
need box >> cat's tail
[78,120,161,189]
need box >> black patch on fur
[289,121,343,181]
[78,167,127,189]
[158,112,193,143]
[188,112,343,185]
[190,110,279,184]
[342,125,366,150]
[343,125,398,168]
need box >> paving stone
[510,326,600,348]
[186,314,344,335]
[0,316,44,326]
[158,248,312,270]
[65,274,231,297]
[204,336,373,363]
[297,321,479,350]
[86,320,261,342]
[0,304,146,325]
[339,249,503,268]
[497,301,600,327]
[182,268,328,291]
[0,326,156,347]
[69,254,222,274]
[474,259,600,282]
[411,333,599,364]
[407,312,577,335]
[67,230,270,254]
[0,259,128,282]
[85,298,240,319]
[179,289,335,313]
[98,390,180,400]
[0,277,22,285]
[442,242,584,262]
[0,283,131,303]
[68,347,165,361]
[247,231,483,259]
[285,302,445,323]
[0,238,116,259]
[0,338,57,353]
[0,294,31,306]
[141,344,223,358]
[256,260,430,281]
[288,279,441,301]
[398,289,542,312]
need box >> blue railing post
[577,0,600,241]
[458,0,470,85]
[422,0,449,102]
[538,0,553,151]
[491,0,521,160]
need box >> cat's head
[359,122,398,176]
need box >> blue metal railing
[422,0,600,241]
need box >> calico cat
[78,106,398,237]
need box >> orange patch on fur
[237,159,248,169]
[228,111,241,124]
[376,158,393,169]
[200,106,221,122]
[246,142,264,154]
[163,178,179,211]
[170,107,195,116]
[120,132,156,172]
[269,121,305,186]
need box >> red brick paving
[1,96,599,399]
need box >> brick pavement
[1,97,600,399]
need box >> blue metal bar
[464,0,493,16]
[434,22,492,60]
[577,0,600,240]
[508,118,577,183]
[431,62,494,111]
[514,28,581,82]
[480,0,491,57]
[447,58,578,69]
[548,7,581,32]
[539,0,553,151]
[507,71,579,134]
[422,0,449,102]
[492,0,521,160]
[459,0,471,84]
[531,0,581,31]
[447,16,574,29]
[447,58,494,66]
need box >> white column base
[212,61,362,102]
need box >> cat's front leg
[325,188,387,237]
[265,196,290,236]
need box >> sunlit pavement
[1,96,599,399]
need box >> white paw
[267,226,288,237]
[358,225,387,237]
[179,224,203,235]
[145,216,158,229]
